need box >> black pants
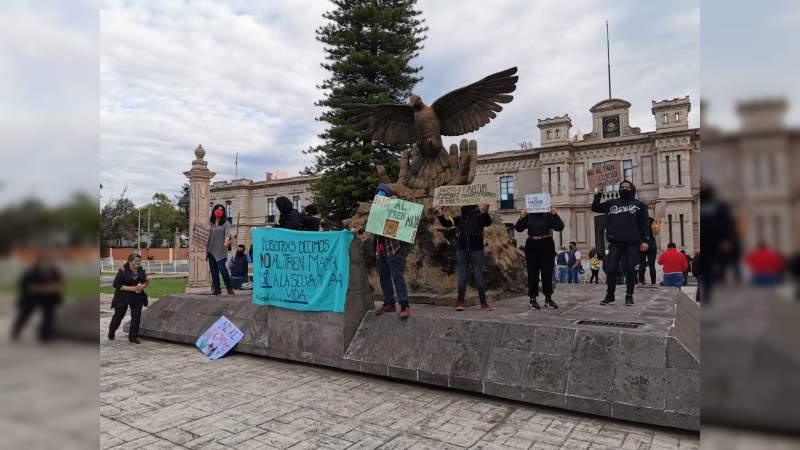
[605,242,640,296]
[638,247,657,284]
[109,302,143,339]
[12,300,56,341]
[589,269,600,284]
[525,237,555,299]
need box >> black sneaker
[601,294,615,305]
[129,337,141,344]
[108,331,115,341]
[528,297,541,310]
[625,295,635,306]
[544,298,559,309]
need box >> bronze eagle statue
[342,67,518,193]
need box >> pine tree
[305,0,427,222]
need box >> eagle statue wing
[340,103,417,144]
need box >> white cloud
[101,0,699,206]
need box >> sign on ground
[195,315,244,360]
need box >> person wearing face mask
[108,253,149,344]
[228,244,249,289]
[592,180,650,306]
[638,217,660,285]
[207,204,235,295]
[514,207,564,310]
[353,183,411,318]
[275,196,302,230]
[436,203,493,311]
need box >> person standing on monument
[514,206,564,310]
[300,204,321,231]
[207,204,235,295]
[354,183,411,318]
[275,196,302,230]
[638,217,660,285]
[592,180,650,306]
[228,244,249,289]
[436,203,493,311]
[108,253,149,344]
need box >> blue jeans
[663,272,684,288]
[568,267,581,283]
[377,251,409,308]
[457,249,487,304]
[230,276,248,289]
[557,266,569,283]
[752,274,779,287]
[208,254,232,290]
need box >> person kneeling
[515,207,564,310]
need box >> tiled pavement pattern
[101,313,699,450]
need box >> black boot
[625,294,635,306]
[528,297,541,310]
[601,293,615,305]
[544,297,558,309]
[108,330,115,340]
[129,337,141,344]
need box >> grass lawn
[1,276,100,301]
[100,277,187,299]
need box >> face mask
[619,188,633,199]
[133,261,141,269]
[236,250,244,255]
[214,209,223,218]
[376,191,387,197]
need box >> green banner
[365,196,423,244]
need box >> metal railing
[100,259,189,274]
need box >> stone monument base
[134,284,698,431]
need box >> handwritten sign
[432,183,497,207]
[195,315,244,360]
[365,196,423,244]
[586,161,622,187]
[191,222,210,249]
[252,228,353,312]
[525,193,551,213]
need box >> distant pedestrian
[745,242,784,286]
[207,204,235,295]
[556,247,569,283]
[514,206,564,310]
[589,250,601,284]
[567,242,582,283]
[681,250,693,286]
[108,253,149,344]
[658,243,689,288]
[638,217,660,285]
[11,252,62,342]
[437,203,493,311]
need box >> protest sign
[252,228,353,312]
[586,161,622,187]
[191,222,210,249]
[654,201,667,220]
[195,315,244,360]
[365,196,423,244]
[432,183,497,207]
[525,193,551,213]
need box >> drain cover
[574,319,644,329]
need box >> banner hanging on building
[365,196,423,244]
[195,315,244,360]
[252,228,353,312]
[432,183,497,207]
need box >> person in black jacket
[436,203,493,311]
[592,180,650,306]
[11,252,63,342]
[275,196,301,230]
[637,217,660,285]
[514,207,564,310]
[228,244,249,288]
[301,204,321,231]
[108,253,149,344]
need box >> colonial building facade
[211,96,700,255]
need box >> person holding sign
[514,207,564,310]
[592,180,650,306]
[435,204,493,311]
[275,196,302,230]
[356,183,411,319]
[207,205,235,295]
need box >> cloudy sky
[99,0,700,206]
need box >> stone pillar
[184,145,216,290]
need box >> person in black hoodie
[275,196,301,230]
[301,204,321,231]
[514,206,564,310]
[637,217,660,285]
[435,203,493,311]
[592,180,650,306]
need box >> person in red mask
[207,204,235,295]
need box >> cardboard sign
[195,315,244,360]
[365,196,423,244]
[654,201,667,220]
[191,222,210,249]
[432,183,497,207]
[252,228,353,312]
[525,193,551,213]
[586,161,622,187]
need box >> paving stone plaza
[100,294,700,450]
